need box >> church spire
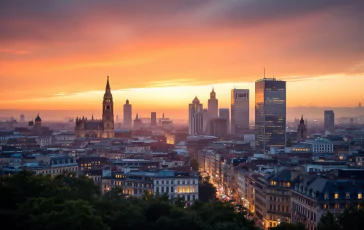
[106,76,110,91]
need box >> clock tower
[102,76,114,138]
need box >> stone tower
[297,115,307,142]
[102,76,114,138]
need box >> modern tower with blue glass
[255,78,286,152]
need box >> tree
[0,171,259,230]
[17,198,108,230]
[317,212,340,230]
[198,180,217,202]
[339,204,364,230]
[190,158,199,171]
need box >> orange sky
[0,0,363,120]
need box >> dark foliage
[0,171,257,230]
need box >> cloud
[0,0,363,104]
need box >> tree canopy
[0,171,257,230]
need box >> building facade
[231,89,249,135]
[208,88,218,119]
[219,108,230,134]
[292,173,364,230]
[305,138,334,153]
[75,77,115,138]
[297,116,308,142]
[209,118,228,137]
[188,97,203,135]
[151,112,157,126]
[102,170,199,202]
[123,99,132,129]
[324,110,335,131]
[255,78,286,152]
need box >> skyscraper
[203,108,209,134]
[208,88,218,118]
[188,97,203,135]
[219,108,230,134]
[255,78,286,152]
[231,89,249,135]
[324,110,335,131]
[123,99,132,129]
[151,112,157,126]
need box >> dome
[192,96,200,104]
[35,114,42,121]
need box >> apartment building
[254,169,299,229]
[102,170,199,202]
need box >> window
[359,193,363,199]
[346,193,350,199]
[334,193,339,199]
[335,204,340,210]
[323,204,327,209]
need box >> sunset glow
[1,0,363,120]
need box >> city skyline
[1,0,364,114]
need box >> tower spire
[106,76,110,91]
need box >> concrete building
[324,110,335,131]
[102,170,199,202]
[231,89,249,135]
[203,108,209,134]
[255,78,286,152]
[292,170,364,230]
[188,97,203,135]
[305,138,334,153]
[133,114,142,130]
[254,169,298,229]
[123,99,132,129]
[209,118,227,137]
[219,108,230,134]
[151,112,157,126]
[208,88,218,118]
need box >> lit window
[323,204,327,209]
[358,193,362,199]
[334,193,339,199]
[346,193,350,199]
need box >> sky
[1,0,364,120]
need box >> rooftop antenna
[264,66,266,79]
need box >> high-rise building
[188,97,203,135]
[255,78,286,152]
[133,113,142,129]
[19,114,25,122]
[219,108,230,134]
[209,118,227,137]
[208,88,218,118]
[123,99,132,129]
[203,108,209,134]
[151,112,157,126]
[231,89,249,135]
[324,110,335,131]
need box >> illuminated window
[335,204,340,209]
[323,204,327,209]
[358,193,362,199]
[346,193,350,199]
[334,193,339,199]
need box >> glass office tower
[255,78,286,152]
